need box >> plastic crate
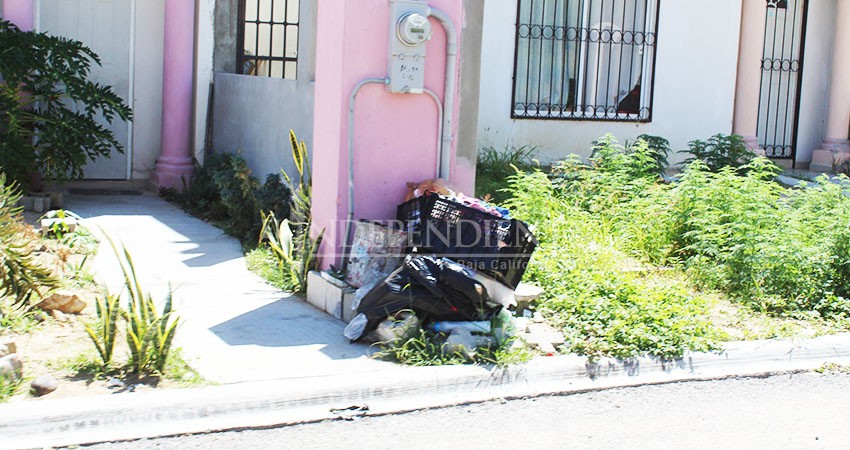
[397,194,536,289]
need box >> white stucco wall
[130,0,165,180]
[477,0,743,164]
[795,0,835,167]
[195,0,215,164]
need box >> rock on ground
[0,354,23,383]
[35,291,87,314]
[30,375,59,396]
[0,339,16,357]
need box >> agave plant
[259,211,323,293]
[105,235,179,374]
[83,290,121,367]
[0,174,57,313]
[257,129,324,293]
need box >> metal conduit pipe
[423,88,445,179]
[342,81,444,271]
[428,6,458,181]
[343,78,388,271]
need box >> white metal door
[39,0,132,179]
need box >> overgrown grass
[505,133,850,359]
[475,145,539,203]
[507,168,723,360]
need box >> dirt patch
[4,307,191,402]
[2,216,201,403]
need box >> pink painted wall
[2,0,34,31]
[312,0,466,268]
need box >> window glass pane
[256,23,272,57]
[287,0,300,24]
[243,22,257,55]
[270,25,284,57]
[258,0,272,22]
[270,61,284,78]
[285,25,299,58]
[273,0,287,23]
[284,61,297,79]
[245,0,258,22]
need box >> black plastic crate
[397,194,536,289]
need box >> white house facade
[477,0,850,170]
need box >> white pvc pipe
[343,78,388,271]
[428,7,458,181]
[423,88,444,178]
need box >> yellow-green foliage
[0,174,57,310]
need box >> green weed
[475,144,538,203]
[0,377,21,403]
[505,133,850,360]
[245,247,295,291]
[163,348,206,386]
[679,133,759,172]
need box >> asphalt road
[81,371,850,450]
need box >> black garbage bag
[347,255,502,342]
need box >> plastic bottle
[429,321,491,334]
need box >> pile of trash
[339,178,540,357]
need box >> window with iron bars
[512,0,659,121]
[237,0,300,79]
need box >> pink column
[3,0,34,31]
[732,0,766,153]
[811,0,850,171]
[152,0,196,189]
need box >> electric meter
[397,13,431,46]
[388,0,431,94]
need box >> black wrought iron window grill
[511,0,659,122]
[237,0,300,79]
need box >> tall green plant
[679,134,758,172]
[83,291,122,368]
[0,174,57,311]
[285,129,312,226]
[105,237,179,374]
[259,212,323,293]
[0,20,132,189]
[257,130,323,293]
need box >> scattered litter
[348,255,501,342]
[330,404,369,421]
[429,321,491,334]
[345,220,407,289]
[106,377,125,389]
[444,329,495,357]
[337,185,541,359]
[373,311,420,344]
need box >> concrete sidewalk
[63,193,394,384]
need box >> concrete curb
[3,333,850,449]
